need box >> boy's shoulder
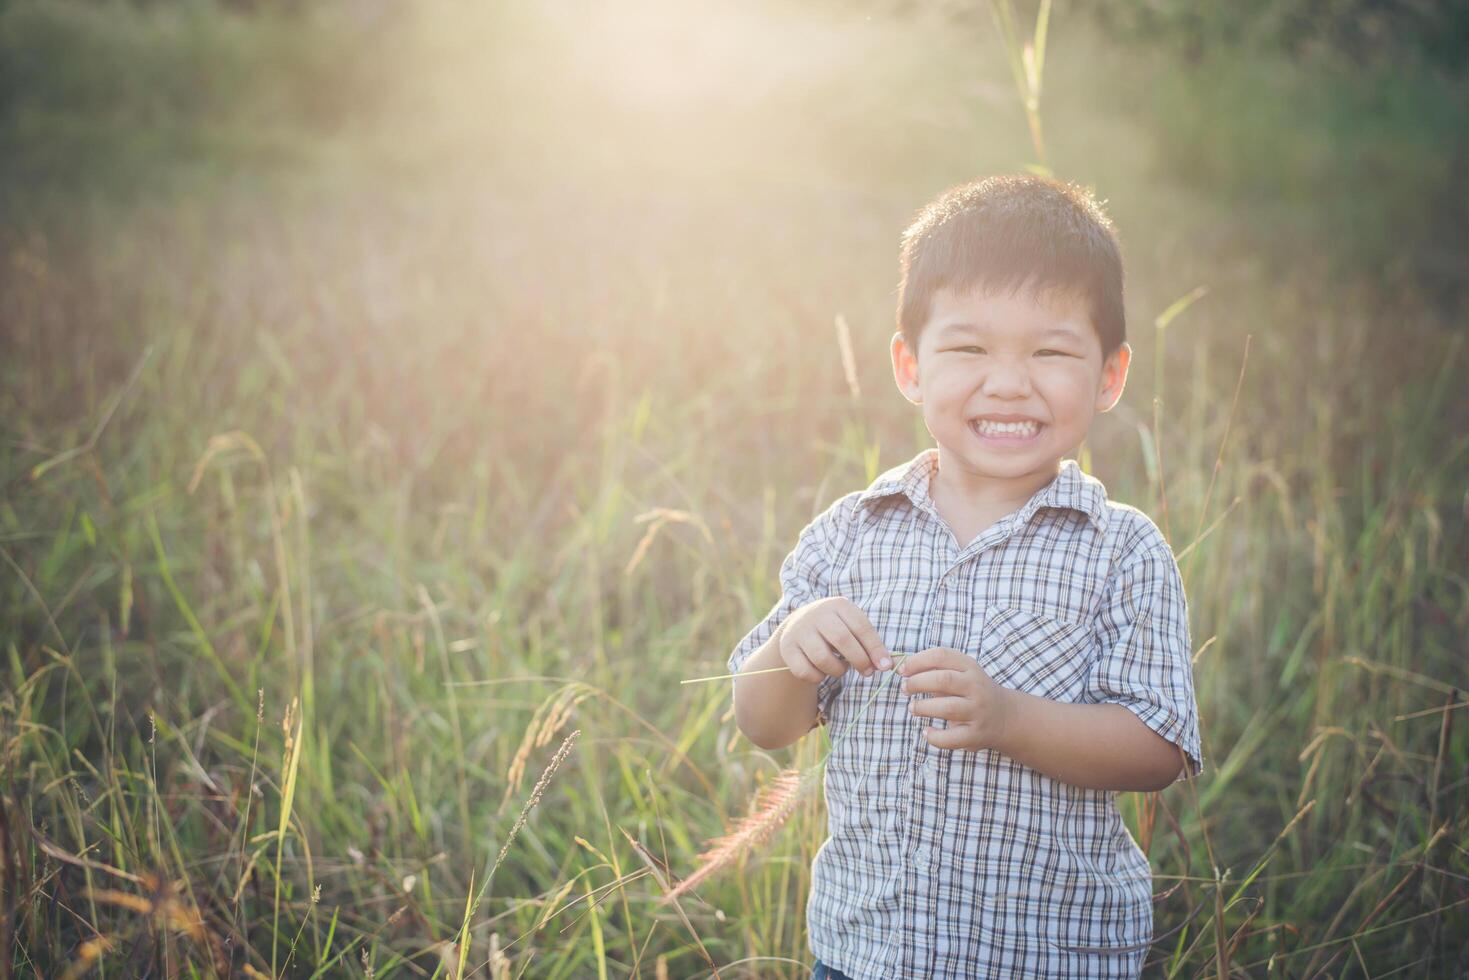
[1013,456,1178,567]
[1099,496,1177,566]
[1072,477,1180,584]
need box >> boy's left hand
[899,648,1013,752]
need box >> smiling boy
[728,174,1203,978]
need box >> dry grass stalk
[59,936,114,980]
[493,730,581,883]
[488,931,512,980]
[503,727,537,806]
[75,874,226,974]
[536,690,590,749]
[503,686,587,812]
[625,507,714,576]
[834,314,861,401]
[619,828,722,978]
[659,765,819,905]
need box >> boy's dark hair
[897,174,1125,356]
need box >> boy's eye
[946,346,986,354]
[1036,349,1072,357]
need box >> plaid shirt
[728,449,1203,979]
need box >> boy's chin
[940,442,1063,476]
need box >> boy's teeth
[975,419,1040,436]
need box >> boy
[727,174,1203,979]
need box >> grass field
[3,1,1467,976]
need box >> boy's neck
[929,448,1064,528]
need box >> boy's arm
[992,695,1185,791]
[732,620,822,751]
[903,541,1203,791]
[734,600,886,750]
[727,501,853,750]
[902,657,1187,790]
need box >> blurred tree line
[2,0,1465,304]
[8,0,1466,73]
[1103,0,1469,73]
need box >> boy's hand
[899,648,1013,752]
[778,597,893,685]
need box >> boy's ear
[891,331,922,404]
[1096,341,1131,413]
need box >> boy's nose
[980,360,1034,397]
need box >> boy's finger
[898,647,960,675]
[901,668,963,696]
[814,619,870,675]
[908,695,967,719]
[920,725,967,751]
[834,604,892,670]
[788,641,830,684]
[797,634,849,679]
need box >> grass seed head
[659,764,819,904]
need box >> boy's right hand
[778,597,893,684]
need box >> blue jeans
[810,959,855,980]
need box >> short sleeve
[727,506,847,730]
[1084,544,1203,783]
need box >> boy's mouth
[969,417,1044,442]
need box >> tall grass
[2,1,1466,976]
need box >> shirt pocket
[974,603,1097,702]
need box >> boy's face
[891,284,1130,491]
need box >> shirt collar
[854,448,1107,532]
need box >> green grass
[2,1,1467,976]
